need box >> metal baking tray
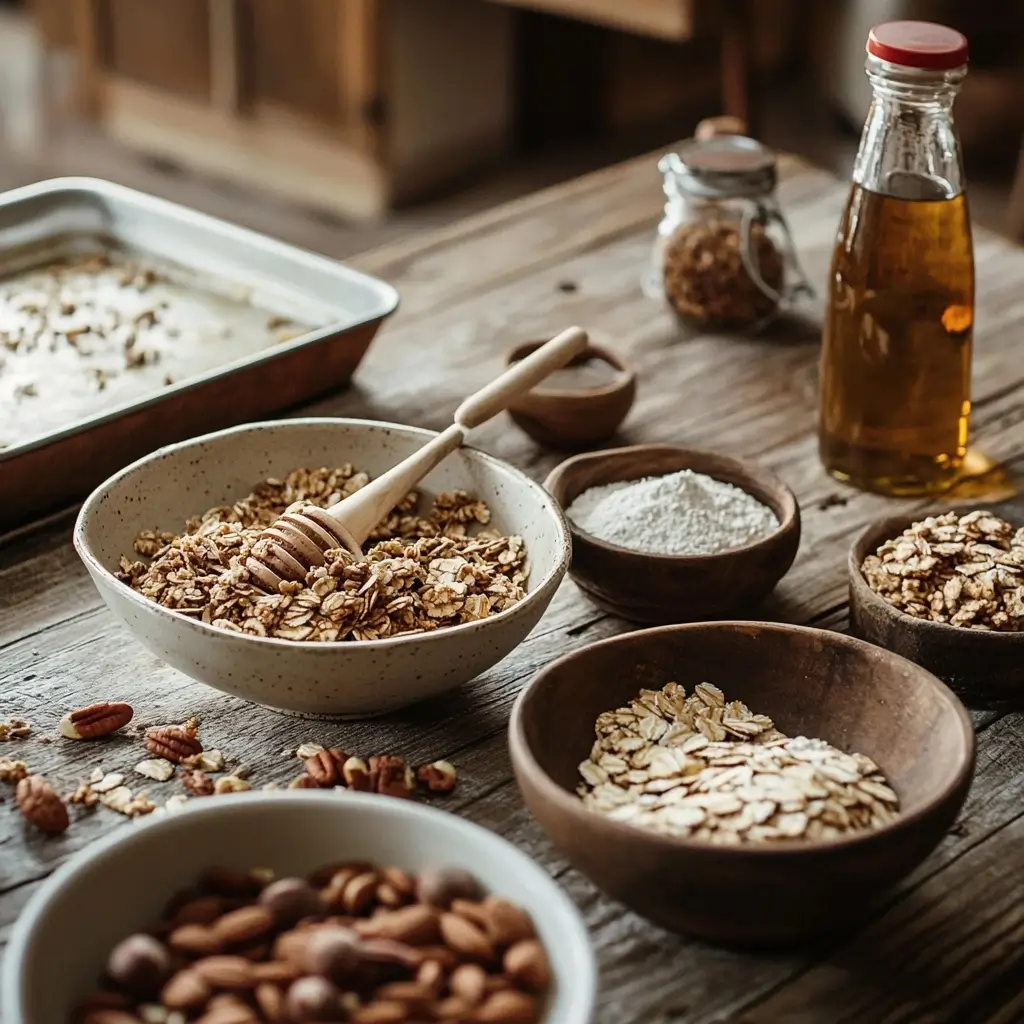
[0,177,398,530]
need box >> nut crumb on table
[116,466,529,642]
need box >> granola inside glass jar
[645,134,811,333]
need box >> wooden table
[3,149,1024,1023]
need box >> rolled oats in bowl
[116,467,529,643]
[577,681,900,845]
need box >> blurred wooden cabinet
[50,0,514,218]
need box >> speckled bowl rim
[544,444,799,563]
[73,417,573,653]
[850,511,1024,645]
[510,620,976,857]
[2,791,598,1024]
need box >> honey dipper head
[245,506,362,592]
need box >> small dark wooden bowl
[506,340,636,449]
[509,621,975,948]
[850,511,1024,710]
[544,445,800,624]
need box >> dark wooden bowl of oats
[850,507,1024,710]
[509,621,975,948]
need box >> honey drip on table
[818,182,974,495]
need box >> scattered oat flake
[135,758,175,782]
[89,767,104,784]
[93,772,126,793]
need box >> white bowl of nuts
[3,790,596,1024]
[73,418,571,717]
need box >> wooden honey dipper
[246,326,589,592]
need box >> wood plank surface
[3,145,1024,1023]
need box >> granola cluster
[861,510,1024,630]
[578,682,899,845]
[116,467,528,642]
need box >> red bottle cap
[867,21,968,70]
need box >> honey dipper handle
[322,327,589,547]
[454,326,589,429]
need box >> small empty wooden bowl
[544,444,800,624]
[850,511,1024,710]
[509,621,975,947]
[505,340,636,448]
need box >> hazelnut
[260,877,326,927]
[415,868,483,910]
[106,933,171,996]
[303,926,363,982]
[285,975,343,1021]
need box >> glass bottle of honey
[818,21,974,495]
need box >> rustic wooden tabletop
[3,148,1024,1023]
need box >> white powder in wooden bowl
[564,469,778,556]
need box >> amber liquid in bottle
[818,179,974,495]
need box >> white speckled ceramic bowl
[73,418,571,717]
[3,791,597,1024]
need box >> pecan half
[369,756,415,799]
[304,747,348,788]
[146,726,202,763]
[16,775,70,834]
[341,756,372,791]
[59,702,134,740]
[417,760,458,794]
[180,768,215,796]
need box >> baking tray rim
[0,176,400,464]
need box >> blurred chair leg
[1009,140,1024,243]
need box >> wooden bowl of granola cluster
[850,506,1024,710]
[73,418,571,718]
[509,621,974,948]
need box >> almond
[161,968,211,1010]
[254,982,286,1021]
[503,939,550,993]
[60,702,134,740]
[81,1010,146,1024]
[15,775,69,834]
[431,995,474,1019]
[474,989,538,1023]
[145,726,202,763]
[482,898,535,947]
[193,955,256,989]
[341,871,379,914]
[171,895,226,928]
[360,904,439,945]
[168,924,223,957]
[194,997,256,1024]
[212,905,274,946]
[251,960,300,985]
[449,962,487,1005]
[351,1000,407,1023]
[438,913,494,963]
